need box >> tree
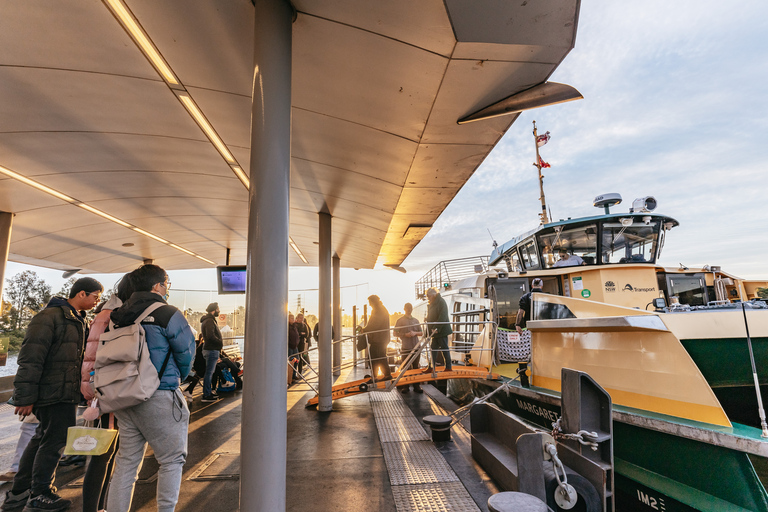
[3,271,52,330]
[758,287,768,300]
[57,277,78,299]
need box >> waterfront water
[0,355,17,378]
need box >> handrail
[286,319,500,389]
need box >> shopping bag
[63,426,117,456]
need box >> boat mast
[533,120,549,224]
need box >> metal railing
[414,256,489,299]
[286,319,499,393]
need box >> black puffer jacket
[200,313,223,351]
[12,297,88,407]
[361,305,390,348]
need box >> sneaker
[58,455,85,467]
[201,395,219,403]
[21,491,71,512]
[413,384,423,393]
[183,390,193,401]
[2,489,30,511]
[0,471,16,482]
[399,387,409,393]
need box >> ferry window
[490,279,528,329]
[502,251,522,272]
[538,224,598,268]
[601,219,660,264]
[519,240,540,270]
[668,275,706,306]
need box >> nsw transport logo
[605,281,616,292]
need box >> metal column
[332,255,341,377]
[318,212,333,411]
[0,212,12,300]
[352,305,358,366]
[240,1,292,510]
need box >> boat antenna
[532,120,550,224]
[487,228,498,250]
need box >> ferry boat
[412,125,768,511]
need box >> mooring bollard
[422,415,452,442]
[488,491,552,512]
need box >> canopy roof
[0,0,580,273]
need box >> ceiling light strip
[288,237,308,264]
[102,0,179,85]
[195,254,216,265]
[101,0,249,190]
[231,166,250,189]
[0,166,76,203]
[176,93,236,164]
[77,203,132,227]
[0,165,215,265]
[133,228,169,245]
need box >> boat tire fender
[542,466,600,512]
[359,383,368,392]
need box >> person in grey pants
[105,265,195,512]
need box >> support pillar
[332,255,341,377]
[352,305,357,366]
[240,1,292,510]
[0,212,13,300]
[318,212,333,411]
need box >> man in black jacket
[515,278,545,335]
[424,287,453,373]
[200,302,223,402]
[3,277,103,512]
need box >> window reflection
[520,240,540,270]
[538,224,597,268]
[601,220,659,264]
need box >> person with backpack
[104,265,195,512]
[2,277,103,512]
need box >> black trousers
[369,342,392,380]
[82,414,118,512]
[13,402,76,496]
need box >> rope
[428,379,515,431]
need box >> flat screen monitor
[217,265,247,294]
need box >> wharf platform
[0,363,499,511]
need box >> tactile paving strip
[372,398,413,418]
[391,482,481,512]
[382,441,459,486]
[369,390,402,402]
[374,414,430,443]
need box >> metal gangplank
[302,321,500,408]
[305,365,500,407]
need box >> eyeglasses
[87,291,102,301]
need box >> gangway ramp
[306,366,500,407]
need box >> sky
[4,1,768,316]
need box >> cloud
[404,1,768,291]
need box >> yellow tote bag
[63,426,117,456]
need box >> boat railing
[414,255,489,299]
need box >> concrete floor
[0,365,498,511]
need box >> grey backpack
[93,303,171,413]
